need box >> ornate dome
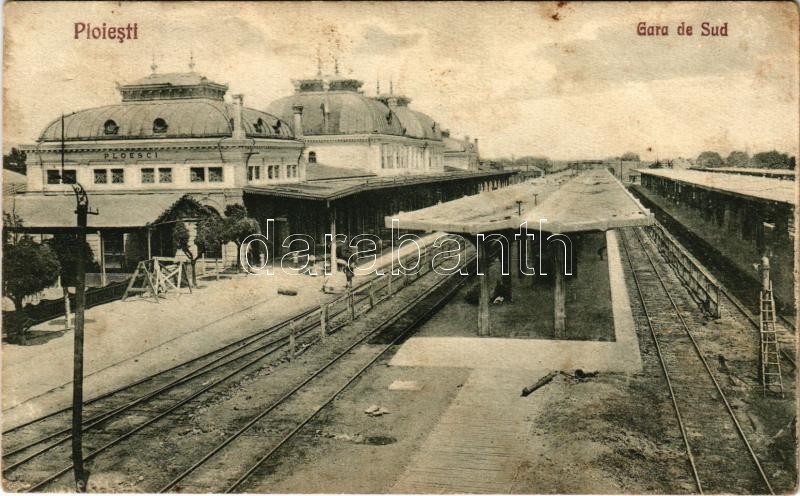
[38,71,294,141]
[389,106,442,140]
[267,90,405,136]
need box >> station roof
[3,170,26,195]
[691,167,795,179]
[245,169,515,202]
[4,192,188,228]
[387,170,653,234]
[639,169,796,205]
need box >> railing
[265,235,471,356]
[2,279,131,338]
[646,222,721,318]
[3,236,471,342]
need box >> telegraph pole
[63,109,97,490]
[71,182,90,492]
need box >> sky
[3,1,798,161]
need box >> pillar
[553,245,566,338]
[503,235,515,300]
[99,231,107,287]
[146,228,152,259]
[723,201,733,232]
[477,237,490,337]
[329,204,338,273]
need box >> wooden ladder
[759,281,783,396]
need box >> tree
[725,151,750,168]
[45,234,99,331]
[620,152,640,162]
[3,147,27,175]
[752,150,792,169]
[3,211,23,245]
[696,151,724,168]
[222,205,261,270]
[3,237,61,342]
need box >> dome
[373,95,442,140]
[38,70,294,141]
[390,106,442,140]
[266,91,405,136]
[38,101,294,141]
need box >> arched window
[153,118,168,134]
[103,119,119,135]
[272,120,282,134]
[308,151,317,164]
[254,118,265,134]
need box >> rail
[647,222,721,318]
[7,236,471,491]
[621,227,774,494]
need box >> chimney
[474,138,479,151]
[292,104,304,139]
[232,94,245,139]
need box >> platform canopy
[5,192,189,229]
[387,169,654,235]
[639,169,796,205]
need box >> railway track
[161,257,472,493]
[3,243,472,492]
[620,226,774,494]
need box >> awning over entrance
[4,192,188,229]
[387,170,654,234]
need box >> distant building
[442,131,479,171]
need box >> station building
[249,72,515,258]
[634,169,796,312]
[10,69,303,281]
[7,67,516,281]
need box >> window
[248,165,261,181]
[208,167,223,182]
[94,169,108,184]
[141,168,155,184]
[158,168,173,183]
[104,120,119,135]
[288,165,297,178]
[308,151,317,164]
[47,170,61,184]
[111,169,124,184]
[190,167,205,182]
[267,165,275,179]
[153,118,168,134]
[254,118,264,134]
[274,165,281,179]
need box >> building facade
[13,69,305,279]
[266,76,445,176]
[442,131,480,171]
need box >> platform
[386,169,653,235]
[638,169,796,205]
[389,230,642,372]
